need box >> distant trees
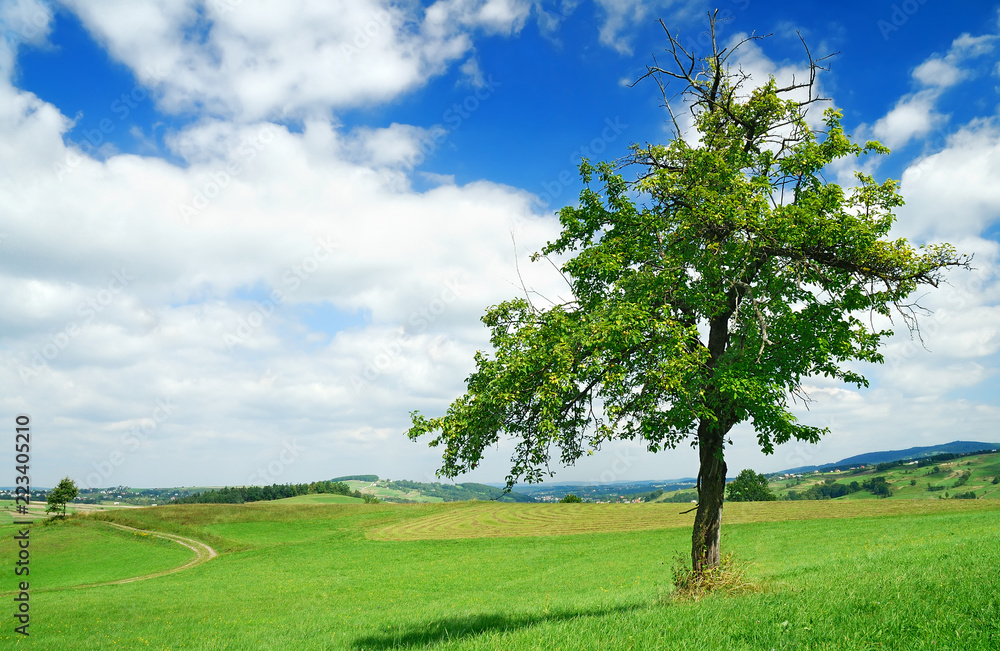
[560,494,583,503]
[643,489,665,502]
[46,477,78,516]
[992,477,999,485]
[862,476,892,498]
[175,480,361,505]
[725,470,776,502]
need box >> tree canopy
[725,469,775,502]
[407,14,968,573]
[46,477,78,516]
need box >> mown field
[1,498,998,649]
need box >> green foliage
[46,477,78,516]
[174,481,361,504]
[361,494,381,504]
[952,470,972,489]
[407,36,967,492]
[862,476,893,498]
[559,494,583,503]
[330,474,379,482]
[910,479,917,486]
[993,476,999,485]
[725,469,776,502]
[643,489,665,502]
[952,491,977,500]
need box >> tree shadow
[351,603,643,649]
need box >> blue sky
[2,0,999,488]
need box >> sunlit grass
[0,499,997,649]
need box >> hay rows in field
[368,502,695,541]
[368,497,1000,541]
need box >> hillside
[777,440,1000,474]
[343,478,535,503]
[768,449,1000,501]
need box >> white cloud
[871,89,941,150]
[57,0,532,122]
[594,0,698,55]
[868,30,998,149]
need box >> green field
[1,499,998,649]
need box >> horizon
[3,1,999,488]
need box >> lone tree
[725,469,775,502]
[407,15,969,574]
[46,477,78,516]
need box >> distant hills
[776,440,1000,476]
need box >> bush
[952,491,976,500]
[361,494,381,504]
[993,477,1000,485]
[560,494,583,503]
[668,553,759,601]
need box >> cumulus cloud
[58,0,532,122]
[871,30,997,149]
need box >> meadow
[0,498,997,649]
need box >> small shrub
[560,494,583,503]
[361,494,381,504]
[668,553,760,601]
[992,477,999,485]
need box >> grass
[0,499,997,648]
[0,519,195,593]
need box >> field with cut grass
[1,499,998,649]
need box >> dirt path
[86,522,218,587]
[2,522,218,594]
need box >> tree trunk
[692,419,727,572]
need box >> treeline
[787,476,892,500]
[331,474,379,482]
[175,480,360,504]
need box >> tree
[46,477,78,516]
[725,469,775,502]
[560,493,583,503]
[406,14,968,574]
